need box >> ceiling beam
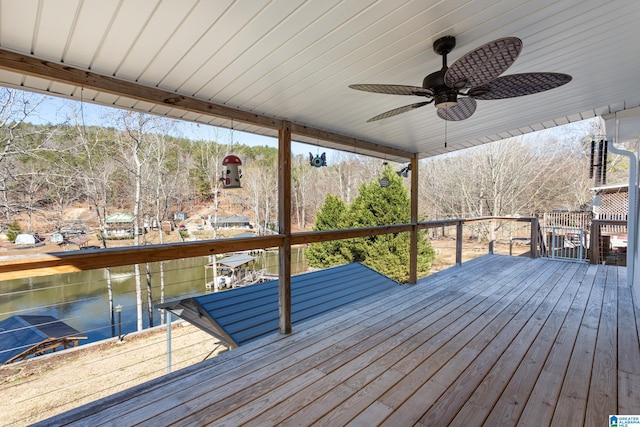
[289,123,412,159]
[0,48,414,160]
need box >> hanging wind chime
[220,120,242,189]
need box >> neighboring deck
[42,255,640,426]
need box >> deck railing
[417,216,540,264]
[0,216,541,283]
[0,215,561,425]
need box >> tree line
[0,88,626,241]
[0,89,388,237]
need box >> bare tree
[240,163,277,233]
[419,131,594,240]
[146,128,182,319]
[115,111,153,331]
[0,89,46,225]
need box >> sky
[25,92,344,160]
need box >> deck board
[427,262,585,426]
[475,261,586,426]
[296,264,530,426]
[585,266,618,427]
[551,264,607,426]
[617,267,640,415]
[515,264,598,426]
[37,255,639,427]
[382,258,569,426]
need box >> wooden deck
[41,255,640,426]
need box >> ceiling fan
[349,36,572,122]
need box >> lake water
[0,248,308,344]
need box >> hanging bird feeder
[220,155,242,189]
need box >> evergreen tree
[6,220,21,242]
[306,165,435,282]
[305,195,350,267]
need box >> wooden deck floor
[42,255,640,426]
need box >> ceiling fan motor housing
[423,69,457,108]
[434,92,457,109]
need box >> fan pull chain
[444,112,448,148]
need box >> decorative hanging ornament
[309,152,327,168]
[396,163,411,178]
[220,155,242,189]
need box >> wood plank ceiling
[0,0,638,161]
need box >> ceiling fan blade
[349,84,433,97]
[437,97,477,121]
[469,72,572,100]
[445,37,522,89]
[366,101,431,122]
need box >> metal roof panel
[162,263,400,347]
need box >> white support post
[166,310,172,374]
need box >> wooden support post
[409,153,419,284]
[278,122,292,334]
[590,220,601,264]
[456,221,463,266]
[530,217,539,258]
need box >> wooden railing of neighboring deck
[589,219,628,264]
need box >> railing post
[409,153,419,284]
[166,310,172,374]
[488,218,495,254]
[455,221,463,266]
[530,217,538,258]
[590,219,600,264]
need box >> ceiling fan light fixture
[434,92,457,109]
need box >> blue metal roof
[160,263,400,348]
[0,315,85,365]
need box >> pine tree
[305,195,350,267]
[306,165,435,282]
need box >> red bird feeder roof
[222,155,242,165]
